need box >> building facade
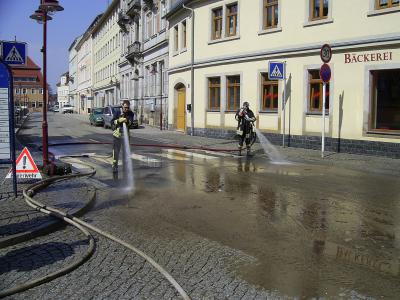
[68,36,82,113]
[76,14,103,114]
[92,0,121,108]
[56,72,69,109]
[11,57,46,112]
[167,0,400,157]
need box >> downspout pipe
[182,3,194,136]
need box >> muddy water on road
[126,155,400,299]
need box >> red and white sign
[6,147,42,179]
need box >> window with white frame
[208,77,221,111]
[227,75,241,111]
[261,73,278,111]
[173,25,179,52]
[182,20,187,49]
[309,0,329,21]
[211,3,239,41]
[376,0,399,9]
[212,7,223,40]
[263,0,279,29]
[226,3,238,37]
[146,12,153,39]
[308,69,329,113]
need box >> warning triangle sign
[5,46,24,63]
[6,147,42,179]
[271,65,283,78]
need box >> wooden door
[176,88,186,131]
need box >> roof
[165,0,195,19]
[10,56,44,85]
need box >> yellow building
[166,0,400,157]
[92,0,121,108]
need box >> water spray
[122,122,135,193]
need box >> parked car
[89,107,104,126]
[102,105,122,129]
[102,105,139,130]
[62,104,74,114]
[53,105,59,112]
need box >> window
[263,0,279,29]
[182,20,187,49]
[40,89,43,94]
[15,88,20,94]
[22,88,27,94]
[261,73,278,111]
[208,77,221,111]
[376,0,399,9]
[308,70,329,112]
[310,0,329,20]
[146,12,153,38]
[173,25,179,52]
[370,69,400,131]
[226,3,238,37]
[31,88,35,94]
[227,76,240,111]
[212,7,223,40]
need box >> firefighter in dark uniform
[235,101,256,156]
[112,100,134,179]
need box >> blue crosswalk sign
[268,61,285,80]
[1,42,27,65]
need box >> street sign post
[320,63,332,158]
[0,41,27,66]
[0,59,17,195]
[268,61,287,147]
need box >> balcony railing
[126,41,142,64]
[127,0,141,17]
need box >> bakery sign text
[344,51,393,64]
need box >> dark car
[89,107,104,126]
[103,105,139,130]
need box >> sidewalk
[64,112,400,175]
[0,116,95,249]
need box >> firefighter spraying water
[112,100,134,181]
[235,102,257,156]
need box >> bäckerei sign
[344,51,393,64]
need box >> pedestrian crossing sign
[1,41,27,66]
[268,61,285,80]
[6,147,42,179]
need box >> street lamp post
[30,0,63,167]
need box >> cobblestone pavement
[1,187,289,300]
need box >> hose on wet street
[1,156,191,300]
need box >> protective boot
[246,146,252,157]
[238,145,243,156]
[112,165,118,180]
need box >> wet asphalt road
[18,113,400,299]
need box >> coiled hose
[0,157,191,300]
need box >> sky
[0,0,110,92]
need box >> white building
[68,36,82,113]
[56,72,69,109]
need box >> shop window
[227,75,240,111]
[310,0,329,20]
[376,0,399,9]
[208,77,221,111]
[308,70,329,113]
[261,73,278,111]
[226,3,238,37]
[263,0,279,29]
[370,69,400,131]
[212,7,223,40]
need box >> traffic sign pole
[322,82,326,158]
[282,61,286,147]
